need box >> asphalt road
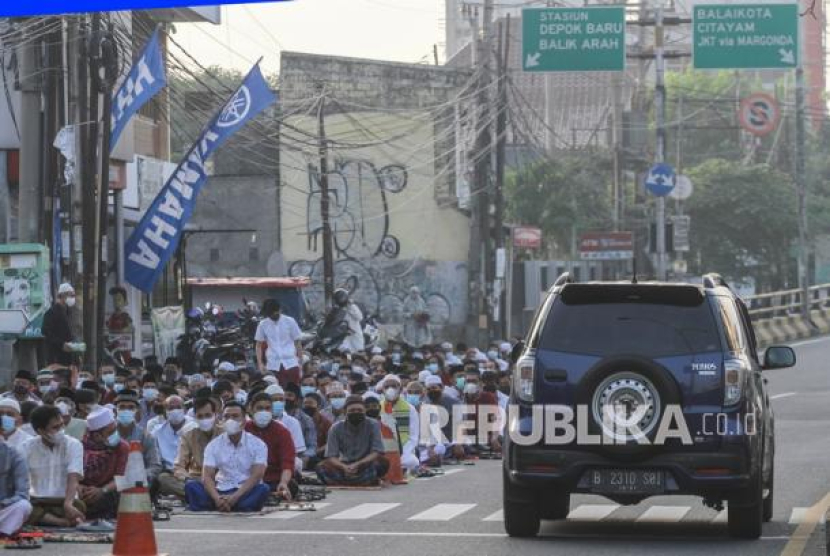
[52,336,830,556]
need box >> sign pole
[795,17,810,320]
[655,6,667,281]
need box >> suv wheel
[728,468,764,539]
[503,479,540,537]
[540,491,570,520]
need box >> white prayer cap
[424,376,443,388]
[0,398,20,413]
[265,384,284,397]
[86,407,115,432]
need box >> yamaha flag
[124,63,276,292]
[111,27,166,150]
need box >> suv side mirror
[510,340,525,364]
[763,346,796,370]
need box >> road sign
[644,163,676,197]
[579,232,634,260]
[513,226,542,249]
[522,6,626,72]
[693,3,799,70]
[738,92,781,136]
[669,175,694,200]
[671,215,691,252]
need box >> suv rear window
[539,286,722,358]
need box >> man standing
[185,402,269,512]
[244,393,295,500]
[0,400,31,453]
[42,283,78,367]
[316,396,388,486]
[21,406,85,527]
[0,434,32,539]
[81,408,129,521]
[255,299,303,387]
[170,397,221,499]
[154,396,193,499]
[334,289,365,354]
[402,286,431,348]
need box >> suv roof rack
[552,272,574,289]
[702,273,729,289]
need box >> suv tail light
[723,357,749,406]
[515,351,536,402]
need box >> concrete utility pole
[316,88,335,309]
[654,6,668,281]
[18,23,43,244]
[795,34,810,320]
[492,16,509,340]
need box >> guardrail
[745,283,830,319]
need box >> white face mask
[384,387,399,401]
[167,409,186,425]
[66,296,77,308]
[197,416,215,432]
[463,383,480,396]
[253,411,272,428]
[223,419,242,435]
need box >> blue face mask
[330,398,346,411]
[427,363,439,374]
[0,415,15,434]
[117,410,135,426]
[106,430,121,447]
[301,386,316,397]
[272,401,285,417]
[113,384,125,393]
[405,394,421,407]
[331,363,340,374]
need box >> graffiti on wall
[306,159,407,260]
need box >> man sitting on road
[0,431,32,540]
[170,397,222,500]
[114,390,162,499]
[316,396,388,486]
[264,384,306,473]
[283,383,316,469]
[155,395,194,499]
[245,393,296,500]
[81,407,129,521]
[0,399,31,453]
[185,401,269,512]
[22,405,85,527]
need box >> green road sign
[522,6,625,72]
[693,3,799,69]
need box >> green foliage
[684,159,797,290]
[506,152,613,256]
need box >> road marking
[567,504,619,521]
[788,507,808,524]
[789,337,830,348]
[636,505,690,523]
[713,510,728,523]
[408,503,476,521]
[324,503,400,520]
[771,392,797,400]
[254,503,331,519]
[482,510,503,522]
[437,468,465,477]
[780,492,830,556]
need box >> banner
[151,305,184,363]
[111,27,166,151]
[0,0,290,17]
[124,63,276,293]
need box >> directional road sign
[693,3,799,70]
[669,175,694,201]
[522,6,626,72]
[644,163,676,197]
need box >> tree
[506,152,613,258]
[684,159,797,291]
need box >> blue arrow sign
[644,163,676,197]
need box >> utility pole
[316,88,334,309]
[18,22,43,245]
[654,6,668,281]
[795,43,810,320]
[493,16,509,340]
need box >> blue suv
[504,273,796,539]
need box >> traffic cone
[379,412,406,485]
[110,441,162,556]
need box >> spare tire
[574,355,682,460]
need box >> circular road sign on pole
[738,93,781,137]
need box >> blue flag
[124,63,276,293]
[111,27,166,151]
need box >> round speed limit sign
[738,93,781,137]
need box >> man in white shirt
[21,405,85,527]
[0,399,31,454]
[184,401,269,512]
[154,396,194,499]
[264,385,306,473]
[255,299,303,388]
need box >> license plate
[589,469,665,494]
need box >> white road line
[713,510,728,523]
[771,392,797,400]
[408,503,477,521]
[636,505,691,523]
[789,507,808,524]
[790,337,830,348]
[437,468,466,477]
[254,503,331,519]
[324,503,400,520]
[566,504,619,521]
[482,510,503,522]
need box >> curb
[753,309,830,348]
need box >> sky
[175,0,443,75]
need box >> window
[715,297,747,353]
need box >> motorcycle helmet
[187,307,204,321]
[333,288,350,307]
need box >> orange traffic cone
[110,441,162,556]
[379,413,406,485]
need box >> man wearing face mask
[421,376,464,465]
[264,385,306,473]
[377,375,420,474]
[244,393,296,500]
[172,397,222,500]
[0,399,31,453]
[155,395,194,500]
[283,383,317,469]
[1,371,40,405]
[138,376,160,429]
[22,405,85,528]
[42,283,79,367]
[54,396,86,441]
[81,408,128,522]
[255,299,304,388]
[185,401,269,512]
[460,369,502,457]
[323,382,347,422]
[114,391,161,499]
[302,392,331,468]
[35,369,60,403]
[316,396,388,486]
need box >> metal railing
[745,283,830,319]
